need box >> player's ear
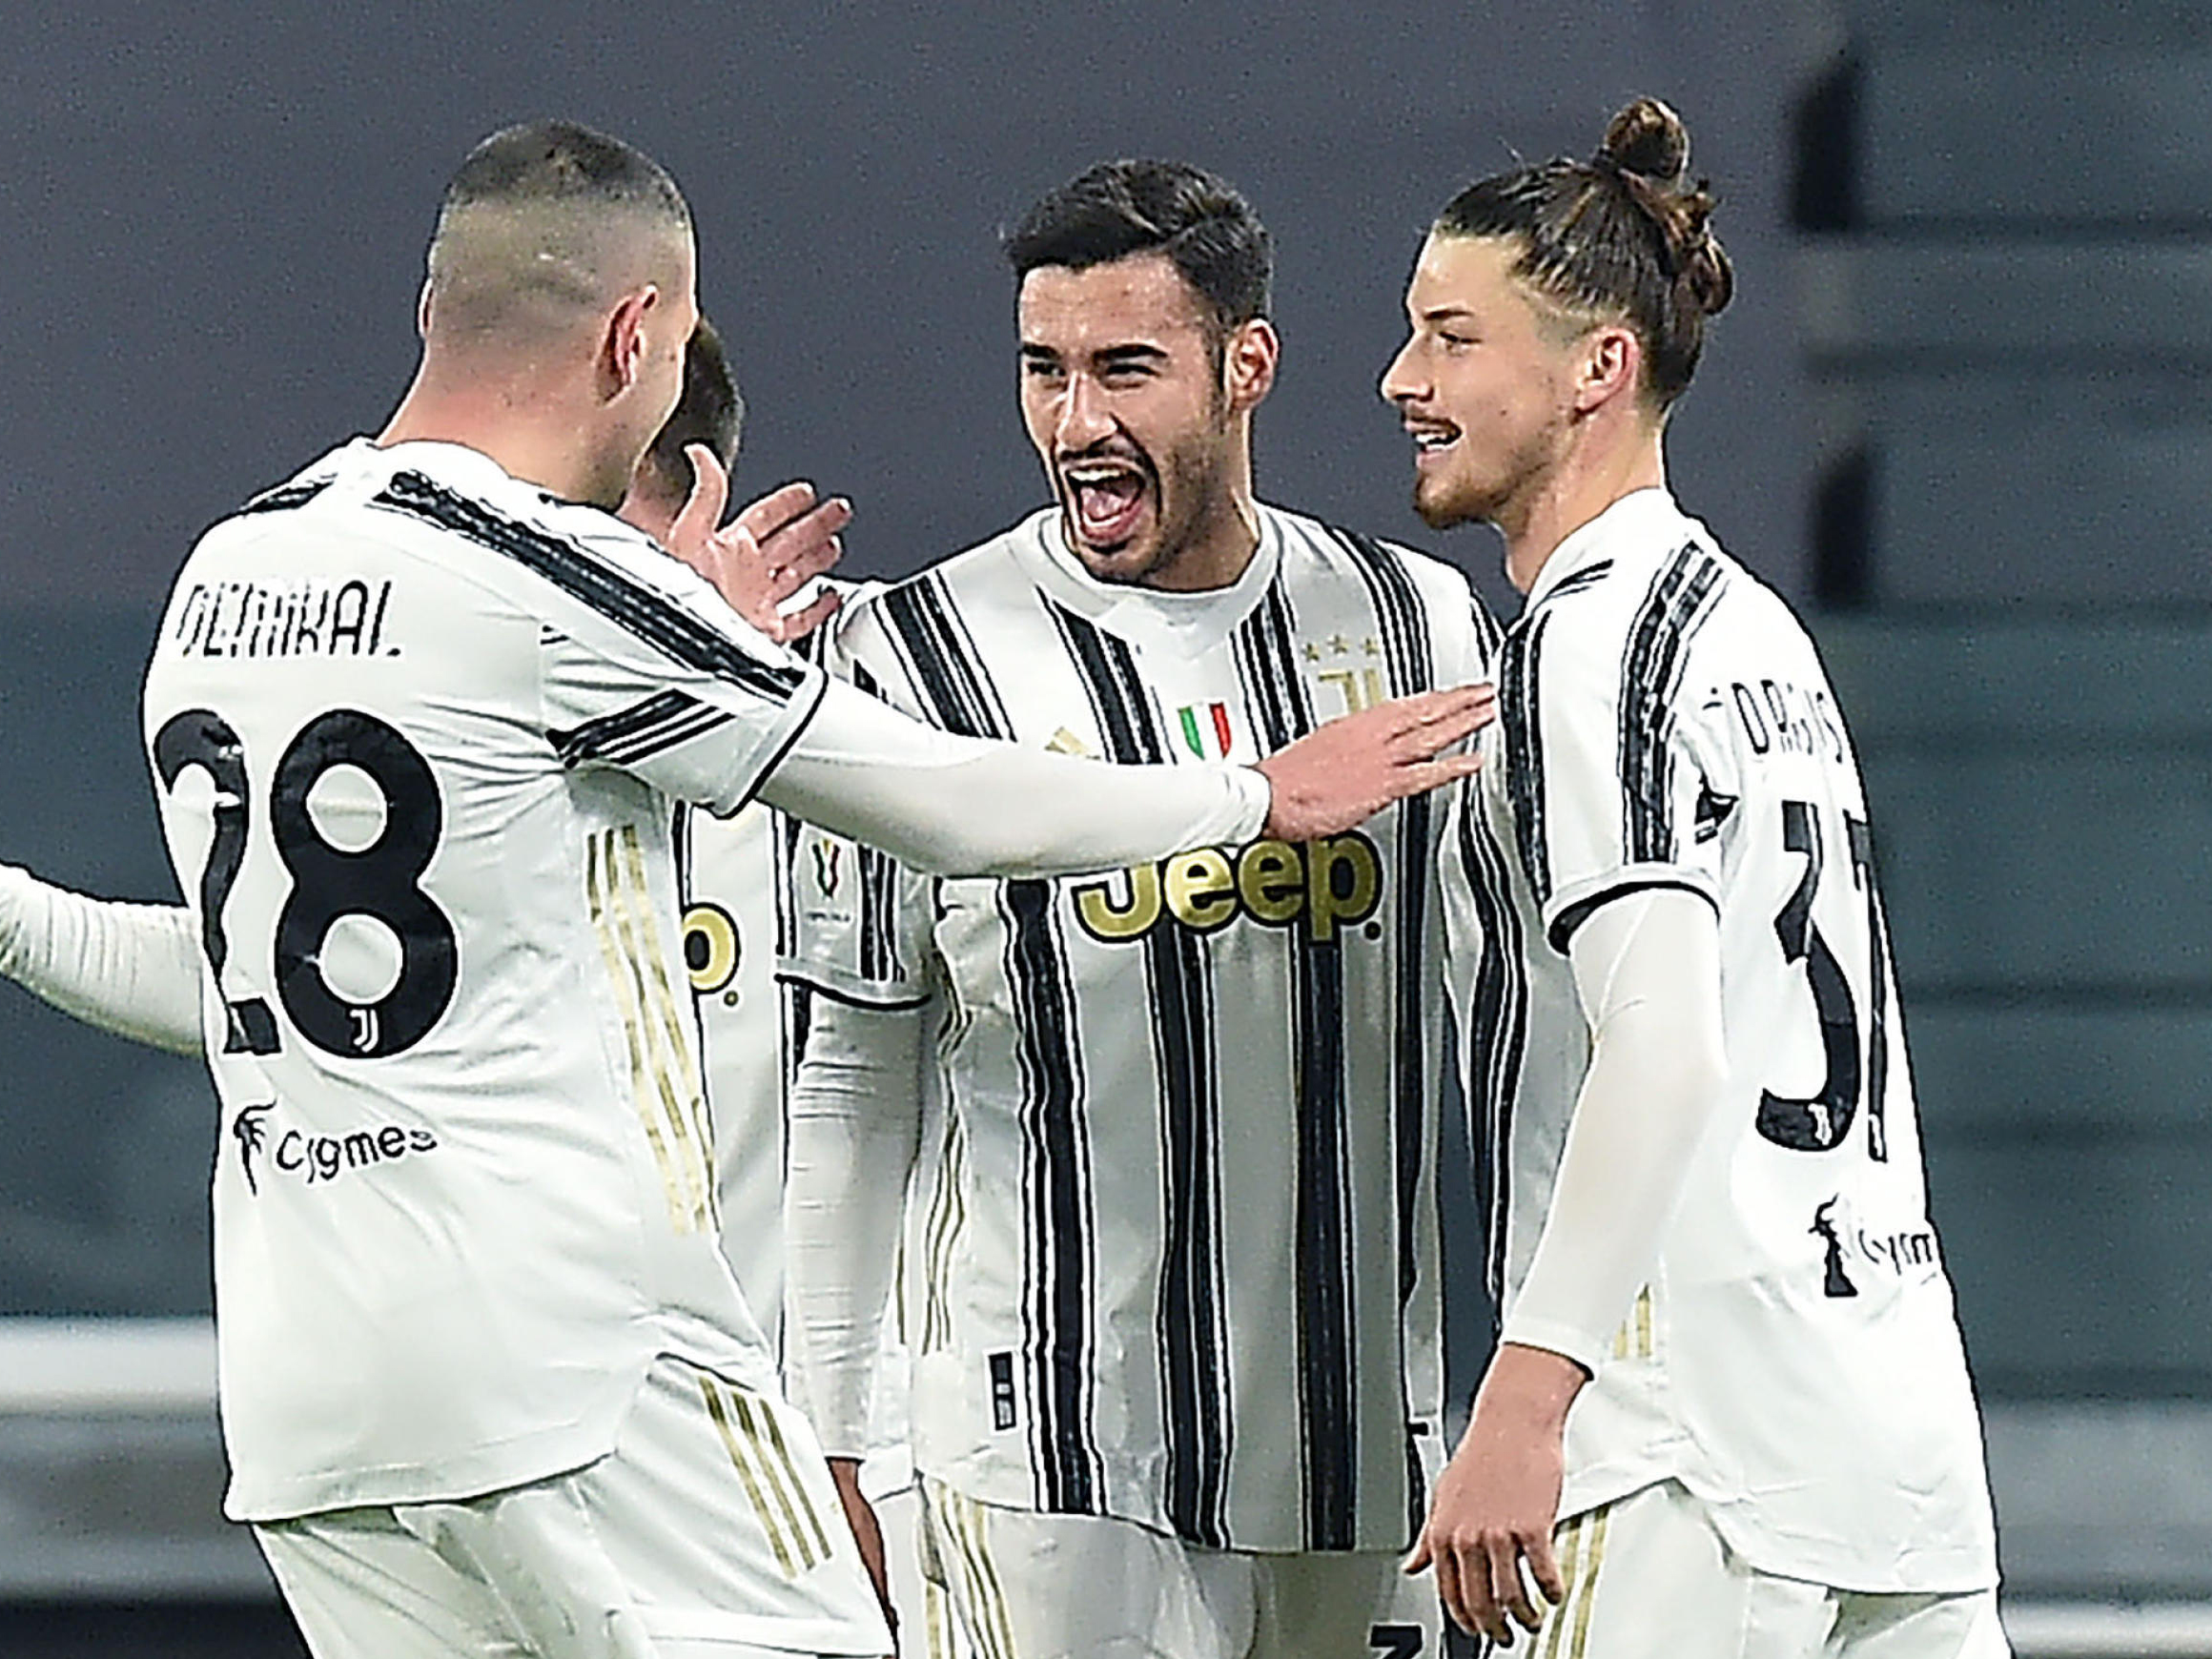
[416,279,435,340]
[1574,323,1641,415]
[1222,317,1280,413]
[599,284,661,399]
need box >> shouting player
[133,121,1488,1658]
[1386,99,2004,1655]
[779,160,1495,1659]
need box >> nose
[1055,373,1115,452]
[1379,337,1423,407]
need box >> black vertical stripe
[840,660,903,986]
[1458,800,1529,1301]
[1499,610,1553,907]
[1049,604,1234,1549]
[1618,546,1725,864]
[1329,530,1437,1314]
[1236,579,1359,1551]
[876,575,1101,1515]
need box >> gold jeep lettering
[1073,833,1383,944]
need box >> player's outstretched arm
[0,866,204,1056]
[757,678,1490,880]
[1414,886,1726,1646]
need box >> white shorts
[1536,1481,2008,1659]
[254,1356,891,1658]
[917,1476,1442,1659]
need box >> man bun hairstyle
[1004,159,1272,342]
[1437,96,1732,410]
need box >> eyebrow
[1017,340,1171,366]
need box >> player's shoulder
[829,511,1046,650]
[1515,492,1746,661]
[1256,506,1477,619]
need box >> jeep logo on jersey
[232,1100,440,1194]
[1072,832,1383,944]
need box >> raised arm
[0,866,204,1055]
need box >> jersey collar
[1010,503,1284,662]
[1523,487,1685,608]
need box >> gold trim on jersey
[586,827,713,1234]
[1609,1286,1656,1362]
[921,1106,969,1354]
[928,1482,1018,1659]
[1538,1502,1612,1659]
[698,1374,834,1577]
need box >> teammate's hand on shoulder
[1254,683,1493,842]
[1406,1342,1580,1647]
[666,446,849,645]
[825,1457,897,1642]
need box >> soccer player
[1382,99,2004,1655]
[1,315,962,1652]
[779,160,1496,1659]
[134,121,1488,1658]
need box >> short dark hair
[427,120,692,337]
[1003,159,1272,337]
[1435,97,1732,411]
[634,317,743,508]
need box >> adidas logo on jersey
[1071,831,1383,945]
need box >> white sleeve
[0,866,204,1056]
[783,993,930,1459]
[1498,885,1728,1373]
[757,677,1270,878]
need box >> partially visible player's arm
[0,866,203,1055]
[785,993,927,1457]
[1416,886,1726,1644]
[758,675,1489,876]
[1505,885,1727,1366]
[785,993,929,1625]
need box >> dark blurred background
[0,3,2203,1655]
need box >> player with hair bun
[1385,99,2006,1656]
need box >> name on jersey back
[171,577,399,662]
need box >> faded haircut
[425,119,693,342]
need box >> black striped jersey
[1444,488,1997,1591]
[142,439,822,1523]
[783,504,1494,1553]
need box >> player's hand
[666,446,850,645]
[827,1457,897,1641]
[1406,1343,1583,1647]
[1254,684,1493,842]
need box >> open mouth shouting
[1059,449,1157,553]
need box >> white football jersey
[142,439,822,1522]
[1445,488,1997,1591]
[785,504,1493,1553]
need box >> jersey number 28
[154,707,458,1060]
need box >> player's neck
[379,362,625,507]
[1501,431,1666,596]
